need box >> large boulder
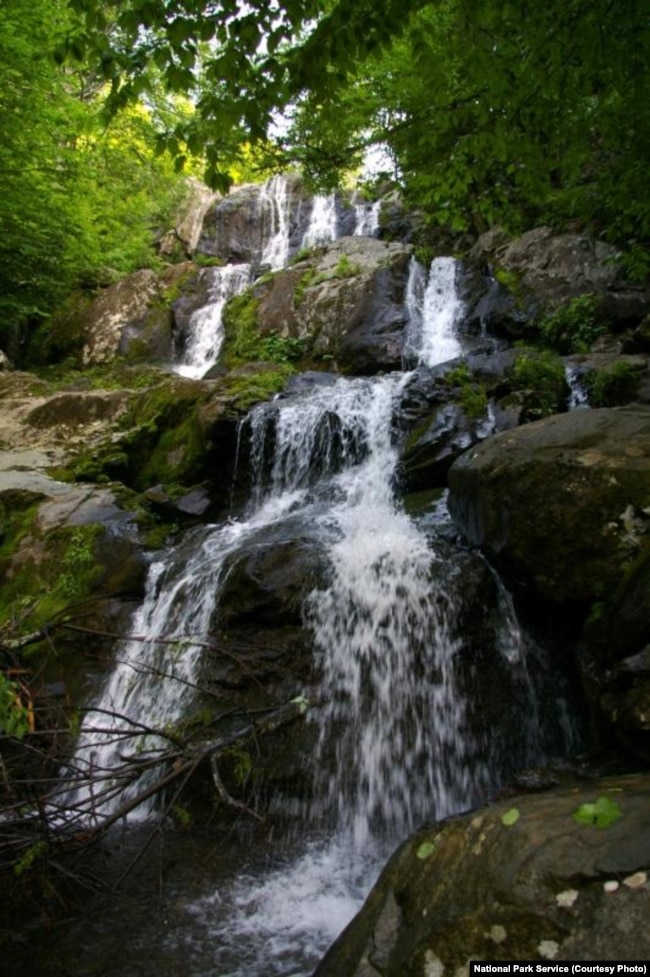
[196,175,311,268]
[158,178,219,257]
[80,269,161,365]
[315,773,650,975]
[447,407,650,605]
[225,237,413,375]
[469,227,650,337]
[0,481,147,679]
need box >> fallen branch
[47,695,310,854]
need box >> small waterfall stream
[301,192,339,248]
[58,192,583,975]
[172,177,384,379]
[174,264,252,380]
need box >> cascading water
[353,198,381,237]
[405,254,464,367]
[301,192,339,248]
[258,173,293,271]
[305,378,482,846]
[566,364,590,409]
[174,264,251,379]
[59,231,581,976]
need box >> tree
[63,0,650,271]
[0,0,197,360]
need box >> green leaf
[572,796,623,829]
[501,807,520,827]
[416,840,436,859]
[290,694,309,715]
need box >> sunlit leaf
[572,796,623,829]
[501,807,520,827]
[416,840,436,859]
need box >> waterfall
[566,364,590,409]
[407,255,464,367]
[305,377,482,845]
[59,206,581,974]
[353,199,381,237]
[301,193,339,248]
[258,174,293,270]
[174,264,251,379]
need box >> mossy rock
[0,511,142,639]
[315,774,650,975]
[448,406,650,607]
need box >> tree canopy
[0,0,200,356]
[61,0,650,269]
[2,0,649,358]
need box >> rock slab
[447,406,650,604]
[315,774,650,975]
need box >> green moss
[194,254,225,268]
[54,378,212,494]
[137,411,208,489]
[494,266,522,296]
[158,267,198,307]
[443,362,488,419]
[459,383,488,419]
[33,362,163,393]
[222,288,310,368]
[444,362,471,387]
[294,267,318,306]
[332,253,362,278]
[0,517,104,637]
[585,360,641,407]
[222,290,263,366]
[222,365,293,412]
[141,521,178,549]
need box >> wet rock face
[196,175,311,268]
[315,774,650,975]
[246,237,413,374]
[468,226,650,339]
[447,406,650,605]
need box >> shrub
[511,351,567,417]
[539,294,603,354]
[585,360,641,407]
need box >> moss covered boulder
[0,482,147,659]
[448,406,650,605]
[315,774,650,975]
[224,237,412,375]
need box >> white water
[566,365,590,409]
[353,198,381,237]
[173,178,387,377]
[63,241,578,974]
[259,174,293,271]
[406,255,464,367]
[301,192,339,248]
[175,264,251,379]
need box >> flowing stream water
[54,188,582,976]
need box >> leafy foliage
[501,807,520,827]
[572,795,623,829]
[0,0,197,360]
[416,840,436,859]
[222,291,310,367]
[511,351,568,418]
[539,295,603,354]
[0,675,31,741]
[585,361,641,408]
